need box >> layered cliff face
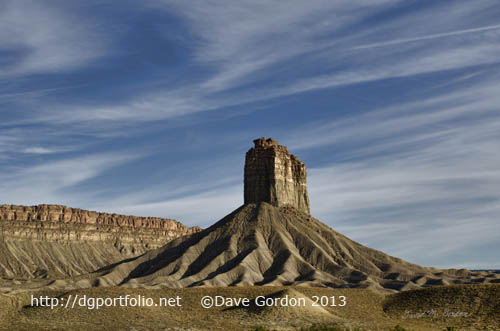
[0,204,196,231]
[0,204,200,279]
[244,137,310,214]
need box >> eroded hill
[0,204,201,279]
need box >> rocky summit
[244,137,310,214]
[0,204,200,279]
[24,138,496,293]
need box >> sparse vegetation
[1,285,498,330]
[254,326,275,331]
[300,324,343,331]
[255,325,359,331]
[299,324,358,331]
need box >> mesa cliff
[0,204,196,230]
[0,204,200,279]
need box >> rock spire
[244,137,310,214]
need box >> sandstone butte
[244,137,310,214]
[0,204,201,279]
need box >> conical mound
[60,202,474,291]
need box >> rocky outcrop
[244,137,310,214]
[0,204,201,279]
[0,204,197,230]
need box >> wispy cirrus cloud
[101,183,242,227]
[286,78,500,151]
[350,23,500,50]
[0,152,141,206]
[155,0,400,92]
[0,0,108,77]
[22,147,66,154]
[151,0,500,99]
[4,0,500,131]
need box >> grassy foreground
[1,284,499,330]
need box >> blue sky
[1,0,499,269]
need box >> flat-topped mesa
[0,204,202,279]
[0,204,200,233]
[244,137,310,214]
